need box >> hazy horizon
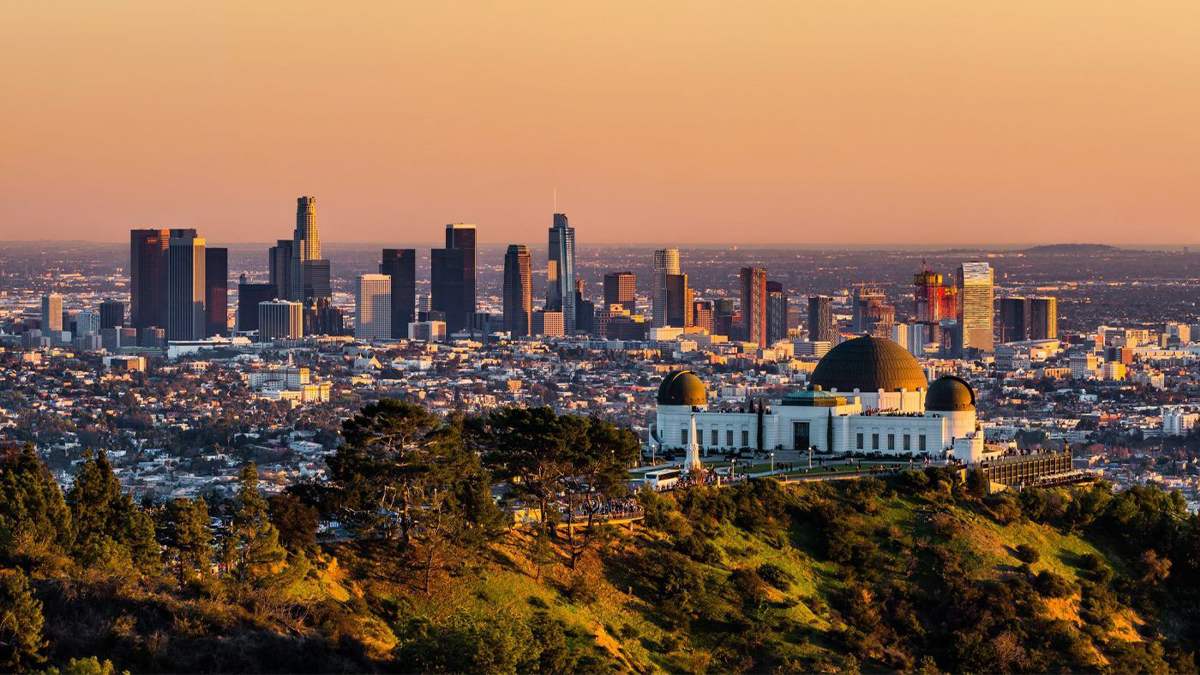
[3,1,1199,245]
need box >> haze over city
[4,1,1200,245]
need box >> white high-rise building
[956,261,994,353]
[652,248,680,328]
[356,274,392,341]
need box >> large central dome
[810,336,928,392]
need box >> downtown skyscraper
[740,267,767,347]
[652,248,680,328]
[130,228,171,329]
[957,261,995,353]
[167,229,206,341]
[431,223,477,333]
[547,213,576,332]
[290,195,321,300]
[503,244,533,337]
[380,249,416,340]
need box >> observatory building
[652,336,986,463]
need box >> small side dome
[657,370,707,406]
[925,375,976,411]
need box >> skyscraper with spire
[652,248,680,328]
[547,213,576,332]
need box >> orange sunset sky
[2,1,1199,245]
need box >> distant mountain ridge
[1022,243,1119,254]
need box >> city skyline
[4,2,1200,245]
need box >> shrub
[1014,544,1041,564]
[757,562,795,591]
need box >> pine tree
[229,463,286,586]
[0,568,45,670]
[163,498,212,586]
[0,444,72,561]
[66,451,161,577]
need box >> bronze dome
[656,370,707,406]
[925,375,976,411]
[810,336,928,393]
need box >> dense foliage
[0,402,1198,673]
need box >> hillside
[3,402,1199,673]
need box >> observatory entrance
[792,421,810,451]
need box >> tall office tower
[430,247,467,332]
[204,247,228,337]
[851,286,891,333]
[603,272,637,312]
[652,248,680,327]
[740,267,768,346]
[258,300,303,341]
[574,279,595,334]
[355,274,392,341]
[41,294,63,332]
[807,295,836,344]
[237,275,276,332]
[665,273,693,328]
[1029,296,1058,340]
[998,297,1030,343]
[130,228,171,329]
[913,267,958,323]
[268,239,294,300]
[445,222,477,323]
[713,298,736,337]
[546,213,577,332]
[766,281,788,345]
[502,244,532,336]
[99,300,125,330]
[167,230,206,341]
[692,300,714,333]
[290,196,321,299]
[957,261,995,353]
[380,249,416,339]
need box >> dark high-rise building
[665,273,692,328]
[204,247,228,337]
[999,297,1030,343]
[237,275,275,333]
[547,213,577,332]
[807,295,836,343]
[713,298,736,337]
[766,280,788,345]
[269,239,294,300]
[130,228,171,329]
[380,249,416,339]
[99,300,125,330]
[603,272,636,312]
[301,259,331,301]
[167,229,206,341]
[740,267,768,346]
[431,247,468,333]
[1029,296,1058,340]
[851,286,890,333]
[445,222,477,323]
[574,279,595,335]
[502,244,532,336]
